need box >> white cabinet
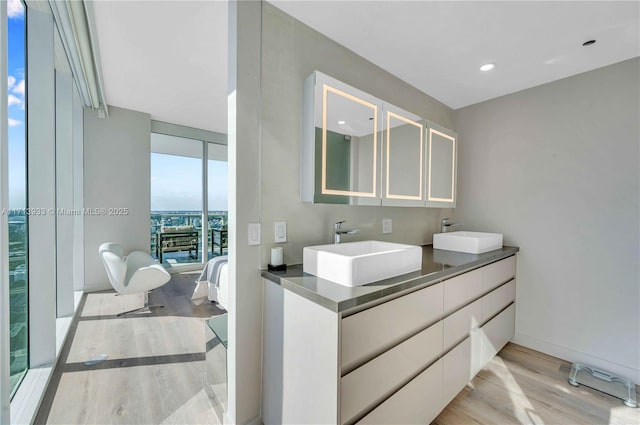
[341,321,442,424]
[262,255,517,425]
[357,359,444,425]
[301,71,455,208]
[425,122,457,208]
[443,267,483,315]
[442,336,473,405]
[482,255,516,292]
[443,299,482,351]
[481,279,516,322]
[302,71,382,206]
[381,104,426,207]
[341,282,443,372]
[480,304,516,366]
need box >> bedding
[193,255,228,310]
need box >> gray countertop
[261,245,519,313]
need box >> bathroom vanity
[262,245,518,425]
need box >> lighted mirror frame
[385,111,423,200]
[321,84,378,198]
[428,128,456,203]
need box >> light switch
[248,223,261,246]
[274,221,287,243]
[382,218,392,234]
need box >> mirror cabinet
[302,71,456,208]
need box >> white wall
[454,58,640,382]
[72,85,85,292]
[260,3,456,267]
[83,105,151,292]
[228,1,263,424]
[55,70,75,317]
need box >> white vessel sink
[433,231,503,254]
[303,241,422,287]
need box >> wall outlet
[274,221,287,243]
[248,223,261,246]
[382,218,392,234]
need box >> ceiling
[92,0,228,133]
[271,0,640,109]
[91,1,639,133]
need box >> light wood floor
[36,272,226,425]
[37,276,639,425]
[434,343,640,425]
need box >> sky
[151,153,228,212]
[7,0,26,209]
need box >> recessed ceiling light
[582,39,596,46]
[480,63,495,72]
[337,120,346,125]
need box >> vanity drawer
[481,279,516,322]
[341,321,442,424]
[341,283,443,373]
[443,298,481,351]
[443,268,483,315]
[442,336,473,406]
[356,359,443,425]
[482,256,516,292]
[480,303,515,367]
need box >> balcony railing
[150,211,228,264]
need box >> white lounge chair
[99,242,171,316]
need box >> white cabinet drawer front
[480,303,515,367]
[357,359,443,425]
[442,337,473,406]
[443,268,483,315]
[341,321,443,424]
[482,256,516,292]
[443,299,481,351]
[481,279,516,322]
[341,283,443,372]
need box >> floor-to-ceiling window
[208,142,228,258]
[150,131,228,267]
[7,0,28,398]
[150,133,203,266]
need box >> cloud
[8,0,25,19]
[8,118,22,127]
[8,76,16,90]
[8,94,22,107]
[12,80,25,97]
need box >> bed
[192,255,228,310]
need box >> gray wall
[454,58,640,382]
[260,3,455,267]
[83,106,151,292]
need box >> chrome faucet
[334,220,359,244]
[441,218,462,233]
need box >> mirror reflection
[314,84,379,204]
[385,111,424,201]
[428,128,455,202]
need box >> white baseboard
[512,333,640,384]
[82,282,112,293]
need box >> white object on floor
[84,354,109,366]
[568,362,637,408]
[433,231,503,254]
[194,256,229,310]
